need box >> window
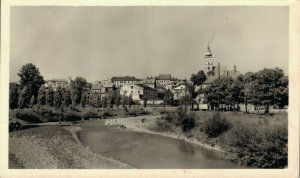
[131,91,133,94]
[131,86,133,89]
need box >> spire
[234,65,237,71]
[207,41,211,53]
[205,41,212,57]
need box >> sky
[10,6,288,82]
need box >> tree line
[190,67,288,113]
[9,63,139,110]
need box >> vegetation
[154,110,287,168]
[204,68,288,113]
[202,113,232,138]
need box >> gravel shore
[9,125,133,169]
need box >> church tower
[204,42,214,75]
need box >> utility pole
[218,62,220,113]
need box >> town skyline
[10,6,288,82]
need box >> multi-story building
[141,77,156,88]
[44,77,72,91]
[171,85,190,101]
[111,76,141,88]
[120,84,158,101]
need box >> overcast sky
[10,6,288,82]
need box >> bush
[15,109,42,123]
[36,106,60,122]
[63,110,82,121]
[102,111,113,118]
[203,113,232,138]
[227,125,287,168]
[9,121,22,132]
[82,110,100,119]
[181,117,195,132]
[160,108,195,132]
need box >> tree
[9,83,19,109]
[46,88,54,106]
[17,63,44,106]
[163,90,174,106]
[54,86,64,109]
[245,68,285,114]
[37,85,46,105]
[29,95,35,108]
[80,94,87,108]
[128,95,133,108]
[115,95,121,109]
[70,77,87,105]
[18,86,31,109]
[190,70,207,87]
[275,76,288,108]
[102,97,108,108]
[143,97,148,108]
[64,89,72,107]
[122,96,127,108]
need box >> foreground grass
[9,125,132,169]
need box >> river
[78,120,241,169]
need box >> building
[120,84,158,101]
[171,85,190,101]
[141,77,156,88]
[44,77,72,91]
[227,65,241,79]
[155,74,180,88]
[201,42,241,88]
[204,42,214,75]
[111,76,141,88]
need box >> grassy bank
[149,110,288,168]
[9,125,133,168]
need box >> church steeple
[205,41,212,57]
[204,41,214,75]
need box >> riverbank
[104,115,225,153]
[9,125,133,169]
[103,111,288,168]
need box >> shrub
[203,113,232,138]
[181,117,195,132]
[9,121,22,132]
[102,111,113,118]
[160,108,196,132]
[36,106,60,122]
[15,109,42,123]
[82,110,100,119]
[227,125,287,168]
[63,110,82,121]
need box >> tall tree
[18,63,44,105]
[80,94,87,108]
[70,77,87,105]
[64,89,72,107]
[29,95,35,108]
[275,76,288,108]
[37,85,46,105]
[18,86,31,109]
[9,83,19,109]
[244,68,285,114]
[46,88,54,106]
[54,86,64,109]
[190,70,207,87]
[163,90,174,106]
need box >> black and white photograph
[1,1,299,178]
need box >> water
[78,120,241,169]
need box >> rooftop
[111,76,140,81]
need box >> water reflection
[78,120,240,169]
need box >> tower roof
[205,41,212,57]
